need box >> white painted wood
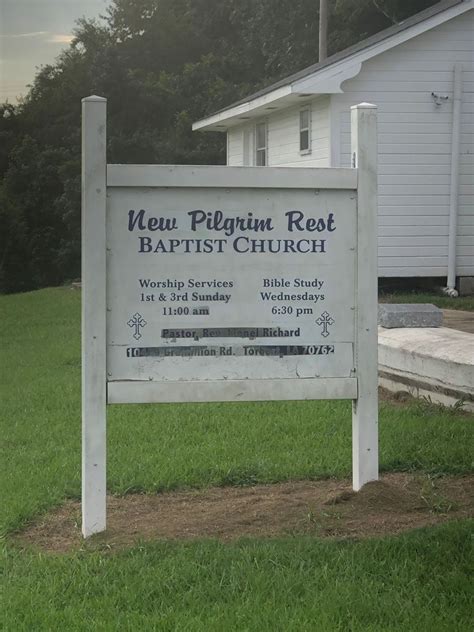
[106,185,357,387]
[378,195,451,206]
[456,245,474,255]
[334,11,474,277]
[447,64,463,289]
[268,98,330,168]
[227,128,244,166]
[378,206,449,216]
[226,98,332,169]
[378,184,451,195]
[379,215,449,226]
[379,246,449,256]
[379,153,452,165]
[380,266,448,277]
[379,256,448,267]
[108,377,357,404]
[81,96,107,537]
[209,9,474,278]
[243,127,253,166]
[108,342,355,383]
[379,227,449,239]
[379,235,448,245]
[330,98,341,168]
[294,63,362,96]
[351,103,378,491]
[192,84,293,130]
[107,164,356,189]
[85,96,380,523]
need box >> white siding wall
[226,96,331,168]
[332,10,474,277]
[227,127,244,166]
[267,97,330,167]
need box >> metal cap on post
[82,95,107,537]
[351,103,379,491]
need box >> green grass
[379,290,474,311]
[4,522,473,631]
[1,288,473,630]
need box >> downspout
[445,63,462,296]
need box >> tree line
[0,0,436,293]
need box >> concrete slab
[378,327,474,412]
[378,303,442,328]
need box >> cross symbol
[127,313,147,340]
[316,311,335,338]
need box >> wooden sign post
[351,103,379,491]
[82,96,107,536]
[81,96,378,537]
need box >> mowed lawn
[1,288,473,631]
[379,291,474,311]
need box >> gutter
[445,63,463,296]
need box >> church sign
[82,96,378,537]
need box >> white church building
[193,0,474,286]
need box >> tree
[0,0,441,293]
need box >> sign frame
[81,96,378,537]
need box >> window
[299,107,311,153]
[256,121,267,166]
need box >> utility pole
[319,0,328,62]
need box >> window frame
[255,120,268,166]
[299,106,312,155]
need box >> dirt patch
[13,474,474,553]
[442,309,474,334]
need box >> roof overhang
[193,0,471,132]
[192,64,362,131]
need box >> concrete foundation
[378,327,474,412]
[458,276,474,296]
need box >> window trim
[299,106,312,155]
[255,119,268,166]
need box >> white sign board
[107,185,357,395]
[81,96,378,537]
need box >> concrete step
[378,327,474,412]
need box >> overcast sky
[0,0,108,102]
